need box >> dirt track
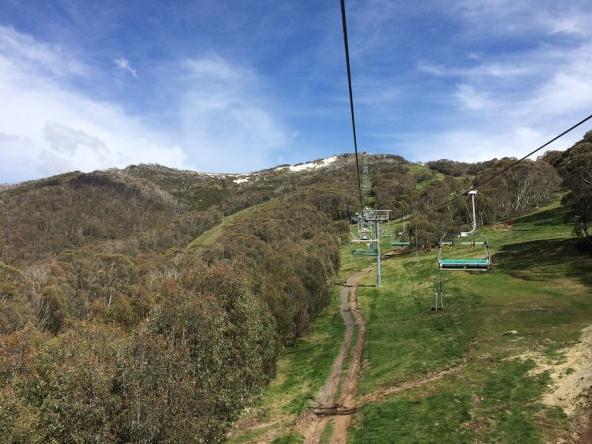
[300,269,369,443]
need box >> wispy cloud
[114,57,137,77]
[184,55,241,81]
[544,13,592,36]
[454,84,492,111]
[0,26,186,182]
[0,25,292,181]
[0,26,87,78]
[454,0,592,36]
[403,0,592,160]
[416,60,534,79]
[177,54,289,172]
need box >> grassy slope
[351,201,592,443]
[408,164,445,191]
[408,163,471,191]
[188,199,276,248]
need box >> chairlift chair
[350,238,378,256]
[353,211,374,240]
[350,208,390,257]
[350,211,377,256]
[437,189,491,270]
[438,235,492,271]
[391,239,411,247]
[351,247,379,256]
[391,222,411,248]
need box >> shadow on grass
[513,206,568,226]
[494,237,592,288]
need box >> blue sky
[1,0,592,182]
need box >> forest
[1,132,591,442]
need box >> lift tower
[354,208,391,287]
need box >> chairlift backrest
[438,233,491,271]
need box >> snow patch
[233,177,249,184]
[287,156,338,172]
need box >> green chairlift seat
[437,235,492,271]
[351,238,378,257]
[391,240,411,247]
[388,221,410,248]
[438,258,491,270]
[437,191,492,272]
[351,248,379,257]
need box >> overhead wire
[371,119,592,235]
[339,0,364,213]
[431,113,592,212]
[386,113,592,228]
[337,1,592,222]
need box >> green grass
[351,202,591,442]
[188,199,275,248]
[351,391,474,443]
[407,163,472,192]
[270,434,303,444]
[338,242,374,281]
[472,359,551,443]
[407,163,448,191]
[357,252,475,395]
[408,164,440,191]
[351,360,555,443]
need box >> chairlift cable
[394,113,592,224]
[340,0,364,213]
[432,113,592,212]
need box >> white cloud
[44,122,109,155]
[0,26,87,78]
[409,2,592,162]
[545,14,592,36]
[114,57,137,77]
[426,41,592,121]
[454,0,592,38]
[399,123,584,165]
[516,45,592,118]
[454,84,492,110]
[417,60,534,79]
[177,55,289,172]
[184,55,242,81]
[0,26,187,183]
[0,26,291,181]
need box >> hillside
[1,141,590,442]
[229,200,592,443]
